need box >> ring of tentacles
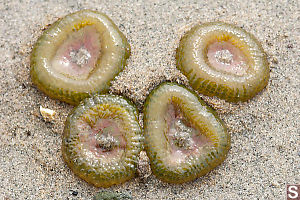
[30,10,130,105]
[62,94,143,187]
[176,22,269,102]
[143,82,230,183]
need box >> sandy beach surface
[0,0,299,199]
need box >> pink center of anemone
[165,103,212,164]
[77,118,126,159]
[51,25,101,80]
[207,41,249,76]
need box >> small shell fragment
[40,106,56,121]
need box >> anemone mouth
[206,40,249,76]
[74,103,130,164]
[76,118,126,162]
[51,25,101,80]
[165,102,212,164]
[201,31,253,77]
